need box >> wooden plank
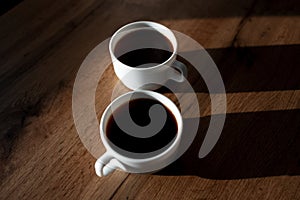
[0,82,129,199]
[0,0,105,160]
[236,15,300,47]
[235,0,300,47]
[113,176,300,200]
[0,0,103,102]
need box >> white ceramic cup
[109,21,187,90]
[95,90,183,176]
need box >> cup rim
[109,21,178,71]
[99,90,183,163]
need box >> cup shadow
[158,44,300,94]
[155,44,300,179]
[156,110,300,179]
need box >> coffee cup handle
[95,152,126,177]
[169,60,188,82]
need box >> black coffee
[115,29,173,68]
[106,98,178,153]
[117,48,173,68]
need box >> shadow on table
[155,44,300,179]
[156,44,300,94]
[156,111,300,179]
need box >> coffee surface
[117,48,173,68]
[115,29,173,68]
[106,98,178,153]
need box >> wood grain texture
[0,0,299,199]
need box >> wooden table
[0,0,299,199]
